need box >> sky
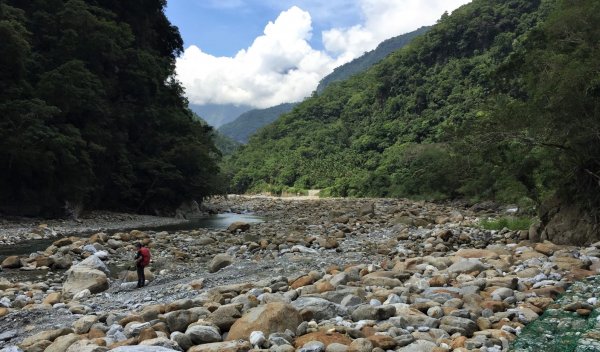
[166,0,472,109]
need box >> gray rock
[299,341,326,352]
[291,296,347,320]
[351,304,396,321]
[447,259,486,274]
[349,338,373,352]
[170,332,193,351]
[0,347,23,352]
[110,347,180,352]
[440,316,477,336]
[208,254,234,273]
[325,343,348,352]
[185,325,222,345]
[397,340,437,352]
[0,330,17,342]
[139,337,183,351]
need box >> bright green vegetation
[225,0,600,217]
[316,26,430,93]
[479,216,533,231]
[0,0,224,216]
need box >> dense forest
[316,26,430,93]
[0,0,224,217]
[225,0,599,218]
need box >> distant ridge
[218,103,297,143]
[189,103,252,128]
[217,28,429,144]
[317,26,430,93]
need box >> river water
[0,213,263,262]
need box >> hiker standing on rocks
[134,242,151,288]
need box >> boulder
[187,340,251,352]
[351,304,396,322]
[110,346,181,352]
[291,297,347,321]
[226,302,302,341]
[1,256,22,269]
[139,337,183,351]
[75,255,110,274]
[19,328,73,348]
[44,333,81,352]
[185,325,222,345]
[208,254,234,273]
[447,259,486,274]
[227,222,250,233]
[207,303,242,330]
[62,267,109,297]
[164,310,199,333]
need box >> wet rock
[228,222,250,233]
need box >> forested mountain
[218,28,429,145]
[316,26,430,93]
[189,103,252,128]
[0,0,224,216]
[218,103,297,144]
[225,0,600,225]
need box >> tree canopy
[225,0,600,216]
[0,0,224,216]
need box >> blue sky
[167,0,472,108]
[166,1,363,56]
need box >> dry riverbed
[0,196,599,352]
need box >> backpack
[139,247,151,266]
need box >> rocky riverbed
[0,196,599,352]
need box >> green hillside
[218,103,297,144]
[225,0,600,215]
[316,26,430,93]
[0,0,224,216]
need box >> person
[134,242,151,288]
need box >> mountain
[217,29,428,144]
[218,103,298,143]
[316,26,430,93]
[189,103,253,128]
[225,0,591,208]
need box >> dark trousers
[136,264,145,287]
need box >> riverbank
[0,211,190,247]
[0,196,598,352]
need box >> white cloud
[176,1,471,108]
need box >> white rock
[249,331,266,347]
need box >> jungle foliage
[225,0,600,214]
[0,0,224,216]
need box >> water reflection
[0,213,263,262]
[150,213,263,232]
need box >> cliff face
[534,198,600,245]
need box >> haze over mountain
[218,103,298,144]
[189,103,253,128]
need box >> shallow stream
[0,212,263,262]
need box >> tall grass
[480,216,533,231]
